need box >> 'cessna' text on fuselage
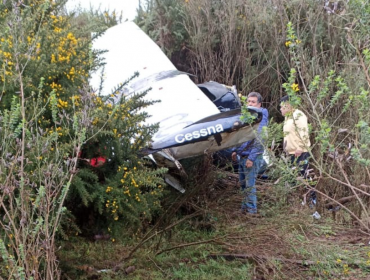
[175,124,224,143]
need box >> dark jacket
[233,107,269,162]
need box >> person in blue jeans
[232,92,269,214]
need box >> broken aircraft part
[91,22,262,191]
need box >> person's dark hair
[280,95,290,104]
[248,92,262,104]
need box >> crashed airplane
[91,22,262,192]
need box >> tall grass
[138,0,370,231]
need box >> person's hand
[246,159,253,168]
[231,152,237,162]
[295,149,303,157]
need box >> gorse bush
[68,87,168,236]
[0,1,91,277]
[0,1,89,111]
[0,0,167,278]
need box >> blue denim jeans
[238,154,264,213]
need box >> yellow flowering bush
[68,88,167,235]
[0,0,166,278]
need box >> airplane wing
[91,22,263,191]
[91,22,220,142]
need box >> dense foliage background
[137,0,370,226]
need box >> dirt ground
[60,168,370,280]
[202,173,370,279]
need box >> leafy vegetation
[0,0,166,278]
[139,0,370,230]
[1,0,370,279]
[57,168,370,279]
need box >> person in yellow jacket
[280,96,311,177]
[280,96,317,206]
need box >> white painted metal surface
[91,22,220,143]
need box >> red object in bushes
[90,156,106,167]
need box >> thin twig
[298,178,370,232]
[156,234,230,256]
[148,256,168,277]
[209,253,317,266]
[125,211,202,260]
